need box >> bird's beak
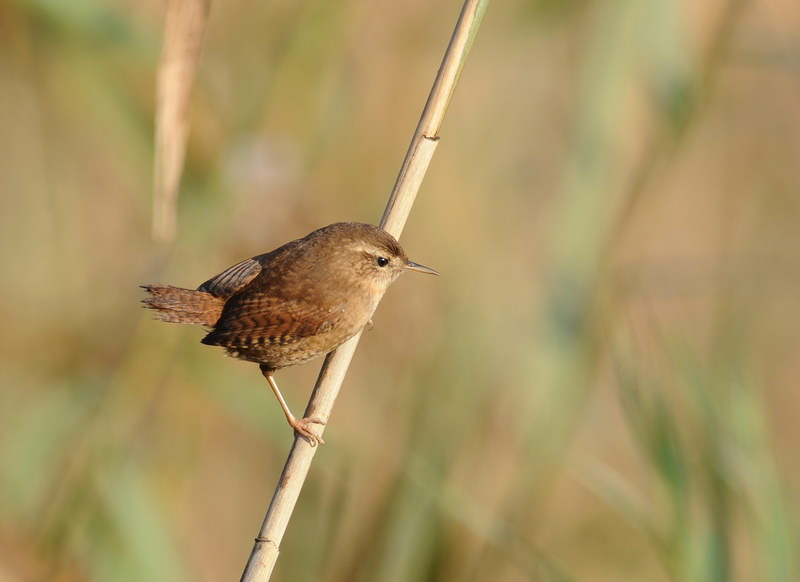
[404,261,439,276]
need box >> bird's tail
[141,284,224,326]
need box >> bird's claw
[290,416,327,446]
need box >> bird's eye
[376,256,389,267]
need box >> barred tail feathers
[141,284,223,326]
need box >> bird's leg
[259,365,326,446]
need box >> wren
[142,222,438,445]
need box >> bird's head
[313,222,438,295]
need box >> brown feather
[141,284,224,326]
[197,257,262,298]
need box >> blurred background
[1,0,799,580]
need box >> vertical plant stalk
[152,0,209,243]
[239,1,490,580]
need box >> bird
[141,222,438,445]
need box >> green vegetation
[0,0,797,580]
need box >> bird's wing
[197,257,263,298]
[202,294,348,348]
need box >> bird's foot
[365,319,374,331]
[289,416,327,446]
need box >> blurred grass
[1,0,800,580]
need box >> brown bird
[142,222,438,445]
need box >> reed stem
[240,1,490,580]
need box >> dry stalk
[153,0,209,244]
[239,1,490,580]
